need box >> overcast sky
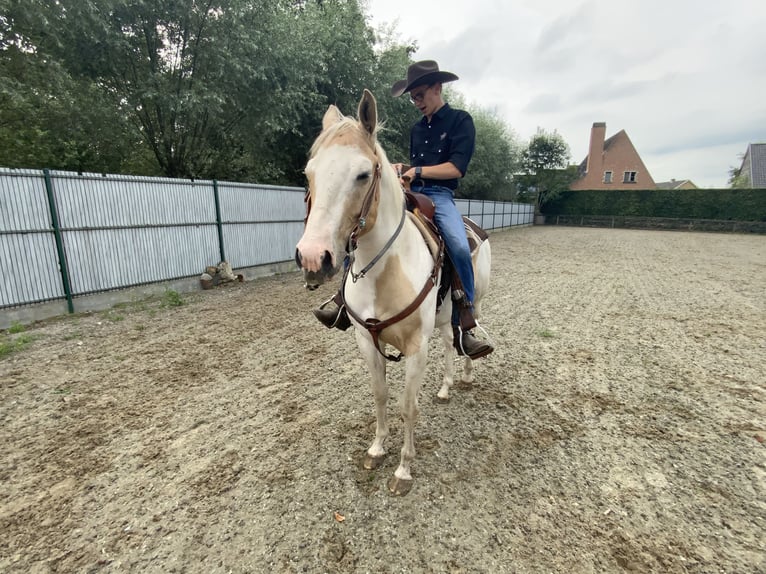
[364,0,766,188]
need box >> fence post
[213,180,226,263]
[43,169,74,314]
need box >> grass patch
[538,328,556,338]
[0,333,34,358]
[160,289,185,308]
[8,321,25,334]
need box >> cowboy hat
[391,60,459,97]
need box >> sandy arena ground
[1,226,764,573]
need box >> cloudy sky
[364,0,766,188]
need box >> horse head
[295,90,383,289]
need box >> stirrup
[313,296,351,331]
[453,323,494,360]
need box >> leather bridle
[303,155,444,361]
[341,162,444,361]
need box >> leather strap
[341,236,444,362]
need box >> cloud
[366,0,766,187]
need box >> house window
[603,171,613,183]
[623,171,637,183]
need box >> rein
[349,199,406,282]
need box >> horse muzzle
[295,247,339,290]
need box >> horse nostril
[295,248,302,269]
[321,251,334,274]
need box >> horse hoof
[434,394,450,404]
[388,476,413,496]
[363,454,385,470]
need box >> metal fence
[1,167,533,315]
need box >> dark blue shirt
[410,103,476,191]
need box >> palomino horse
[295,90,491,495]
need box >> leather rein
[306,160,444,362]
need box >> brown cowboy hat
[391,60,459,97]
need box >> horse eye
[356,171,370,181]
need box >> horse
[295,89,491,495]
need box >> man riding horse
[315,60,493,360]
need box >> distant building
[655,179,698,190]
[570,122,656,190]
[737,143,766,188]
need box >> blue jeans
[412,185,474,326]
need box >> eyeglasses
[409,85,432,105]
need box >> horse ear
[322,105,343,131]
[358,89,377,137]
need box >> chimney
[586,122,606,175]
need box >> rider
[314,60,493,360]
[391,60,493,360]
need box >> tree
[0,0,530,190]
[458,100,521,201]
[728,155,749,188]
[0,0,146,173]
[518,128,576,213]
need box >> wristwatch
[415,166,422,179]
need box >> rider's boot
[451,291,493,359]
[313,293,351,330]
[453,326,493,360]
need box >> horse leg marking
[437,322,455,401]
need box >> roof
[655,179,696,190]
[744,143,766,187]
[576,131,622,176]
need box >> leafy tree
[518,128,576,213]
[0,0,535,194]
[0,0,144,172]
[728,156,749,188]
[460,103,521,200]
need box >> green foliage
[728,161,750,188]
[8,321,25,334]
[160,289,184,308]
[518,129,575,212]
[544,189,766,221]
[0,0,524,192]
[454,93,522,201]
[0,332,33,358]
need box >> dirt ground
[1,226,764,574]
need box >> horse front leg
[436,321,457,401]
[388,346,427,496]
[355,330,389,470]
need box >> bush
[544,189,766,221]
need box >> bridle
[342,160,443,361]
[304,157,444,362]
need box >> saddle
[404,189,489,321]
[399,162,488,251]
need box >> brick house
[570,122,656,190]
[737,143,766,187]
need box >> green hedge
[543,189,766,221]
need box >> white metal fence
[0,167,533,314]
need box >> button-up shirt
[410,103,476,191]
